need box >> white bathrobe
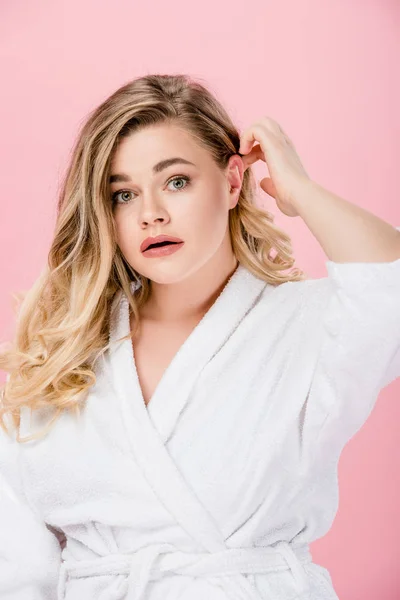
[1,230,400,600]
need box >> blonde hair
[0,73,306,443]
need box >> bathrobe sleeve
[0,399,62,599]
[308,226,400,449]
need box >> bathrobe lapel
[107,264,267,551]
[110,263,267,444]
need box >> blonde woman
[0,74,399,600]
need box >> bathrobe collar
[108,262,267,443]
[106,262,268,553]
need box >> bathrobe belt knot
[57,540,312,600]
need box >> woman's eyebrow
[109,157,196,184]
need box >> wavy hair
[0,73,306,443]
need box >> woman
[0,73,399,600]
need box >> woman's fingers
[240,143,266,171]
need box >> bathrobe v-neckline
[108,263,267,445]
[106,263,268,560]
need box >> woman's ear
[226,154,244,206]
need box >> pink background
[0,0,399,597]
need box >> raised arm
[291,178,400,264]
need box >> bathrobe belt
[57,540,312,600]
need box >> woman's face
[109,122,244,285]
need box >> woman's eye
[112,190,135,205]
[111,175,191,205]
[166,175,191,191]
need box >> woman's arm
[238,116,400,263]
[291,179,400,264]
[0,415,62,598]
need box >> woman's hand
[239,116,311,217]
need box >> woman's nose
[138,196,169,226]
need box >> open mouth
[146,241,179,250]
[142,240,185,257]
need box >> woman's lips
[142,242,184,258]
